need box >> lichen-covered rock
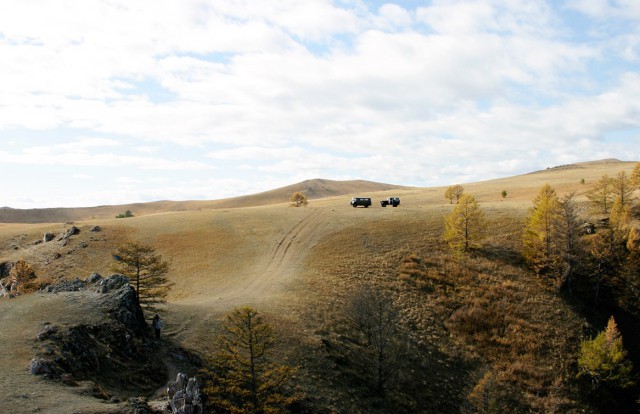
[36,324,59,341]
[85,272,102,284]
[42,278,87,293]
[30,357,60,377]
[58,226,80,241]
[96,274,129,293]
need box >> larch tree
[444,193,487,253]
[612,171,634,206]
[557,192,584,293]
[8,258,35,294]
[522,184,564,277]
[290,191,308,207]
[347,285,401,395]
[205,306,297,413]
[112,241,172,314]
[630,162,640,190]
[610,197,632,249]
[444,184,465,204]
[587,174,615,214]
[578,316,634,390]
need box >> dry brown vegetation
[0,159,638,413]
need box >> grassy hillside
[0,159,638,413]
[0,178,408,224]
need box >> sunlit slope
[0,179,408,223]
[0,158,636,411]
[1,159,635,301]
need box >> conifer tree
[205,306,297,413]
[557,192,584,293]
[112,241,172,314]
[630,162,640,190]
[444,193,486,252]
[612,171,634,206]
[348,285,401,395]
[610,197,632,248]
[578,316,634,390]
[587,174,615,214]
[8,258,35,294]
[522,184,564,276]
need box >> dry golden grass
[0,158,637,412]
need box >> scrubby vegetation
[115,209,134,218]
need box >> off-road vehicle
[350,197,372,208]
[380,197,400,207]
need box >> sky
[1,0,639,209]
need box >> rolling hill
[0,178,409,224]
[0,158,638,413]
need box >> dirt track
[161,206,340,346]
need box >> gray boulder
[30,357,59,376]
[58,226,80,241]
[85,272,102,284]
[95,274,129,293]
[166,373,203,414]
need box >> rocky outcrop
[166,373,204,414]
[32,277,166,396]
[58,225,80,241]
[95,274,129,293]
[42,277,86,293]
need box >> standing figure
[152,314,164,339]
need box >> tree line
[442,163,640,405]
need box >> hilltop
[0,158,638,413]
[0,178,408,224]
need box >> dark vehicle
[380,197,400,207]
[350,197,372,208]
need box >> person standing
[152,314,164,338]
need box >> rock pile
[166,373,203,414]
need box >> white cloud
[0,1,638,208]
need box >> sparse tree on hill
[578,316,634,390]
[112,242,172,314]
[522,184,564,277]
[204,306,297,413]
[116,209,134,218]
[444,193,487,253]
[445,184,465,204]
[290,191,308,207]
[587,175,615,214]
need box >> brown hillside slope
[0,158,637,412]
[0,179,408,224]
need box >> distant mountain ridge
[0,178,409,224]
